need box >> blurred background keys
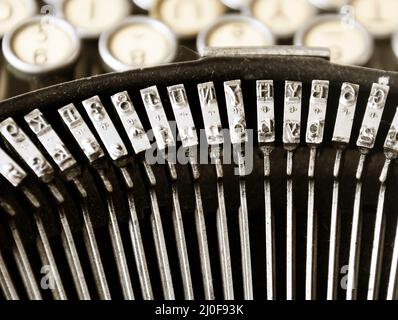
[197,14,275,55]
[1,15,80,96]
[294,14,373,66]
[250,0,317,39]
[99,16,177,71]
[0,0,398,99]
[150,0,226,39]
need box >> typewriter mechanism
[0,48,397,301]
[1,0,398,303]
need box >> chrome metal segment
[106,196,135,300]
[167,84,198,148]
[305,80,329,300]
[224,80,247,145]
[58,207,91,300]
[168,83,215,300]
[347,78,390,300]
[306,80,329,146]
[367,107,398,300]
[127,192,153,300]
[283,81,302,300]
[0,118,54,183]
[82,96,135,300]
[141,86,176,150]
[9,221,42,300]
[34,210,67,300]
[257,80,276,299]
[149,188,175,300]
[23,109,92,299]
[82,96,129,161]
[58,103,111,299]
[387,218,398,300]
[24,109,77,173]
[283,81,302,147]
[198,80,233,299]
[59,104,105,163]
[81,203,111,300]
[257,80,275,145]
[224,80,252,300]
[0,147,27,187]
[198,81,224,146]
[0,249,18,300]
[111,91,152,154]
[332,83,360,145]
[142,85,195,300]
[356,80,390,151]
[328,83,359,300]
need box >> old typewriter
[0,0,398,301]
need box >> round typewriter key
[150,0,225,38]
[197,15,275,55]
[99,16,177,71]
[308,0,347,10]
[294,14,373,65]
[251,0,317,39]
[0,0,37,38]
[133,0,154,10]
[2,16,81,75]
[352,0,398,39]
[61,0,132,39]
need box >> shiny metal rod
[127,191,153,300]
[261,146,276,300]
[171,182,194,300]
[387,218,398,300]
[81,204,111,300]
[305,147,317,300]
[367,183,387,300]
[194,182,214,300]
[286,150,295,300]
[0,249,18,300]
[58,207,91,300]
[327,148,343,300]
[106,196,134,300]
[149,188,175,300]
[346,181,363,300]
[34,211,66,300]
[9,220,42,300]
[216,179,234,300]
[239,179,253,300]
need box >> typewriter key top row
[99,16,177,71]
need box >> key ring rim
[2,15,81,76]
[98,15,178,72]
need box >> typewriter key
[294,14,373,66]
[99,16,177,71]
[61,0,131,39]
[196,14,275,56]
[0,0,37,38]
[251,0,317,39]
[150,0,225,39]
[2,16,81,76]
[133,0,154,10]
[352,0,398,39]
[308,0,348,10]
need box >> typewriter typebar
[0,49,398,301]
